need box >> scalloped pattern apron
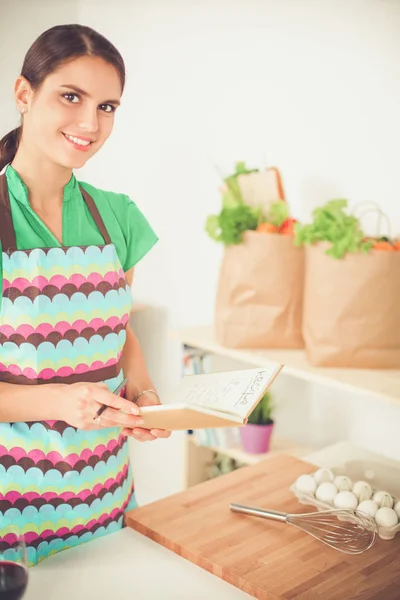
[0,175,136,566]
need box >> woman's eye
[63,93,79,103]
[99,104,116,114]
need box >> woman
[0,24,170,566]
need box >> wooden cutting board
[126,454,400,599]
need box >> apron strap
[79,186,112,246]
[0,174,18,253]
[0,174,113,252]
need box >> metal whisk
[230,503,377,554]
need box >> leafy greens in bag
[294,199,373,259]
[205,161,261,245]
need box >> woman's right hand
[53,382,144,430]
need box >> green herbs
[294,199,373,259]
[247,391,274,425]
[206,161,260,246]
[205,204,260,245]
[268,200,289,228]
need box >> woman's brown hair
[0,24,125,172]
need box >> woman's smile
[62,132,94,151]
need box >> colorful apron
[0,174,137,566]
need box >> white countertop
[25,528,252,600]
[25,442,399,599]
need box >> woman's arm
[121,268,170,441]
[121,268,156,397]
[0,380,143,429]
[0,382,62,422]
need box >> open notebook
[138,365,283,430]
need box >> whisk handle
[230,503,287,522]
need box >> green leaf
[205,204,260,246]
[294,199,372,259]
[206,160,262,244]
[205,214,222,242]
[247,391,274,425]
[235,161,247,174]
[268,201,289,227]
[222,180,243,208]
[234,161,259,176]
[216,205,259,245]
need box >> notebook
[138,365,283,430]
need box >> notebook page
[174,365,283,419]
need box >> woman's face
[18,55,122,169]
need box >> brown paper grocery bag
[237,167,285,214]
[303,243,400,367]
[215,231,304,349]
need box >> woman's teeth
[64,134,91,147]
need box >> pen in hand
[93,377,129,420]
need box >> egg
[315,482,337,504]
[333,490,358,510]
[394,500,400,519]
[333,475,352,492]
[352,481,372,502]
[356,500,379,518]
[372,491,394,508]
[314,468,334,484]
[375,507,399,528]
[295,474,317,495]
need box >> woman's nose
[77,106,99,133]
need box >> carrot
[373,240,395,251]
[394,240,400,251]
[256,222,279,234]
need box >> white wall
[0,0,79,137]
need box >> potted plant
[240,391,274,454]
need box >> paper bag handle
[353,201,391,239]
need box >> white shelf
[188,435,312,466]
[171,325,400,406]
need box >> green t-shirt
[0,166,158,297]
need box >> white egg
[333,491,358,510]
[394,500,400,519]
[295,474,317,495]
[356,500,379,518]
[333,475,352,492]
[314,468,334,484]
[375,507,399,528]
[372,491,394,508]
[352,481,372,501]
[315,482,337,504]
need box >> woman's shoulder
[76,180,158,271]
[77,180,136,216]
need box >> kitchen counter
[25,443,399,599]
[25,528,252,600]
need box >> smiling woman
[0,24,170,567]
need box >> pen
[93,377,129,420]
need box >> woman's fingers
[121,427,171,441]
[90,383,140,415]
[86,385,171,441]
[121,427,157,441]
[96,407,144,429]
[150,428,171,438]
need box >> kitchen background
[1,0,399,505]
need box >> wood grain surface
[126,454,400,599]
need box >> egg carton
[290,469,400,541]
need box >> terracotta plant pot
[240,423,274,454]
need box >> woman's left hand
[122,392,171,442]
